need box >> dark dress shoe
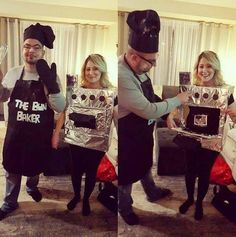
[179,199,194,214]
[147,188,172,202]
[0,210,8,221]
[82,200,91,216]
[28,190,42,202]
[67,196,81,211]
[120,212,139,225]
[194,204,203,220]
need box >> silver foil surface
[64,87,114,152]
[173,85,233,152]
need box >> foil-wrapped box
[64,87,114,152]
[173,85,233,152]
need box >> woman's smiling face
[197,57,215,86]
[84,60,102,88]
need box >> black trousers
[184,148,218,203]
[69,145,105,200]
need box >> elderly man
[0,23,66,220]
[118,9,189,225]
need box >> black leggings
[184,148,218,204]
[69,145,105,200]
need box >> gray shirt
[118,55,181,120]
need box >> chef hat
[24,23,55,49]
[127,9,160,53]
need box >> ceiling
[2,0,236,25]
[118,0,236,24]
[12,0,117,10]
[174,0,236,9]
[5,0,236,10]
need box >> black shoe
[179,199,194,214]
[28,190,42,202]
[194,203,203,220]
[67,196,81,211]
[82,200,91,216]
[147,188,172,202]
[120,212,139,225]
[0,210,8,221]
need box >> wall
[0,0,117,25]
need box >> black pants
[69,145,105,200]
[184,148,218,203]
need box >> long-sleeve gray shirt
[118,55,181,120]
[0,65,66,116]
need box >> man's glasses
[136,54,157,67]
[23,44,43,51]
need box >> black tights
[69,145,105,202]
[180,148,218,219]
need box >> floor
[118,175,236,237]
[0,122,236,237]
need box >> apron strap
[18,67,25,81]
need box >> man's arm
[47,91,66,113]
[119,72,182,120]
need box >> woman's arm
[51,112,65,149]
[166,109,178,129]
[226,102,236,123]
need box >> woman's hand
[166,113,177,129]
[225,107,236,123]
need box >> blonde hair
[193,50,225,86]
[80,54,113,88]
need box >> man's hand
[36,59,60,94]
[176,91,190,104]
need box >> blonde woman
[167,50,236,220]
[52,54,116,216]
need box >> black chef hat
[23,23,55,49]
[127,9,160,53]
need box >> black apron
[2,68,54,176]
[118,56,157,185]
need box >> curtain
[0,17,20,75]
[199,22,233,85]
[153,18,200,86]
[0,17,20,118]
[74,24,109,77]
[118,12,129,56]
